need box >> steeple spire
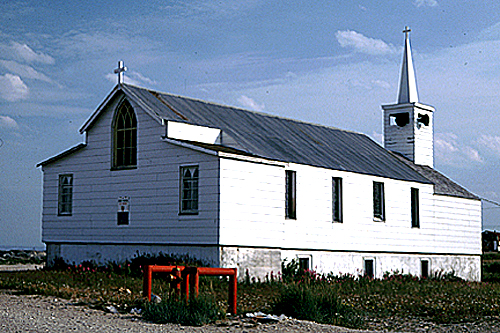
[397,27,419,104]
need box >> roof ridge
[123,83,362,136]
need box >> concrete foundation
[46,243,481,281]
[281,250,481,281]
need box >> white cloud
[414,0,438,7]
[11,42,55,64]
[477,134,500,156]
[464,147,483,163]
[0,115,19,129]
[0,74,29,101]
[238,95,265,112]
[0,60,53,83]
[435,132,483,166]
[336,30,399,55]
[105,70,157,87]
[129,72,157,86]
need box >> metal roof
[121,84,432,184]
[41,83,479,200]
[390,152,479,200]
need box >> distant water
[0,245,46,251]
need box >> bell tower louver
[382,27,434,167]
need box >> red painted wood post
[143,265,153,301]
[182,268,191,302]
[192,267,200,298]
[229,268,237,315]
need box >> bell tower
[382,27,434,167]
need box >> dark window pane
[113,100,137,168]
[332,177,342,222]
[285,170,296,219]
[365,259,374,278]
[411,188,420,228]
[373,182,385,220]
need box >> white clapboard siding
[275,162,481,255]
[219,158,284,247]
[42,91,220,246]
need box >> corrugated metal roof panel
[122,84,432,184]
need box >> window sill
[179,212,199,216]
[58,213,72,217]
[373,217,385,222]
[111,166,137,171]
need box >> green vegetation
[272,282,363,328]
[1,255,500,328]
[143,294,224,326]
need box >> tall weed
[143,294,224,326]
[272,283,363,328]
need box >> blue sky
[2,0,500,249]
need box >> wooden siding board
[42,98,220,246]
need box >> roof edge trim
[36,143,87,168]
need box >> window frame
[58,174,73,216]
[373,181,385,221]
[112,99,137,170]
[179,165,199,215]
[285,170,297,219]
[332,177,343,223]
[411,187,420,228]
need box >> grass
[143,294,225,326]
[2,255,500,328]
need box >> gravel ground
[0,292,370,333]
[2,291,500,333]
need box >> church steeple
[382,27,435,167]
[398,27,419,104]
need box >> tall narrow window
[180,166,199,214]
[411,187,420,228]
[285,170,296,219]
[332,177,343,223]
[373,181,385,221]
[113,100,137,169]
[58,174,73,215]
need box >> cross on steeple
[114,61,127,84]
[403,26,411,40]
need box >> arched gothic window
[113,100,137,168]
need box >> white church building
[38,30,481,281]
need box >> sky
[1,0,500,249]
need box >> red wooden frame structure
[143,265,238,315]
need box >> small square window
[58,174,73,216]
[298,257,310,272]
[117,211,129,225]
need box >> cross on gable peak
[114,60,127,84]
